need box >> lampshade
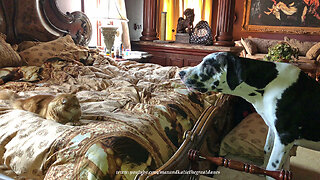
[98,0,129,22]
[95,0,129,56]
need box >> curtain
[157,0,213,41]
[117,0,131,50]
[84,0,130,50]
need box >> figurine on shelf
[176,8,195,34]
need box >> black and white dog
[179,52,320,176]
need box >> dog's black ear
[226,54,244,90]
[239,57,278,89]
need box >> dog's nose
[179,71,186,79]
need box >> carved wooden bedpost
[140,0,159,41]
[214,0,235,46]
[0,0,92,45]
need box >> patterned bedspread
[0,36,224,180]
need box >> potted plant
[264,42,299,62]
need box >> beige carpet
[290,147,320,180]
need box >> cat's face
[48,94,81,123]
[58,94,81,109]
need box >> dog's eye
[204,60,222,73]
[199,73,210,81]
[205,65,215,76]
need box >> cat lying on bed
[0,90,81,125]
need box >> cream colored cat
[0,91,81,125]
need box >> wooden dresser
[132,41,243,67]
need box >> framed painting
[242,0,320,34]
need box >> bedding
[0,35,228,179]
[0,33,25,68]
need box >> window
[84,0,130,49]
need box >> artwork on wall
[242,0,320,34]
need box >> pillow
[0,110,71,179]
[306,42,320,60]
[219,113,268,161]
[234,40,242,47]
[284,37,317,56]
[17,41,42,52]
[19,35,79,66]
[0,33,25,68]
[241,38,257,55]
[249,38,279,54]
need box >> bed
[0,42,232,180]
[0,1,235,180]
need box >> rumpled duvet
[0,45,223,180]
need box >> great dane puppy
[179,52,320,177]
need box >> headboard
[0,0,92,45]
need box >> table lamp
[100,0,128,55]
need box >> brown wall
[231,0,320,42]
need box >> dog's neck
[214,72,264,104]
[217,62,300,102]
[220,62,301,128]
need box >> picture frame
[242,0,320,35]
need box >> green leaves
[264,42,299,62]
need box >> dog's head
[179,52,244,94]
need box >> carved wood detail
[0,0,91,45]
[188,149,293,180]
[41,0,92,45]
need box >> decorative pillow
[241,38,257,55]
[235,40,247,57]
[306,42,320,60]
[19,35,79,66]
[219,113,268,161]
[0,33,25,68]
[0,110,71,179]
[284,37,316,56]
[234,40,242,47]
[0,66,42,85]
[17,41,42,52]
[249,38,279,54]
